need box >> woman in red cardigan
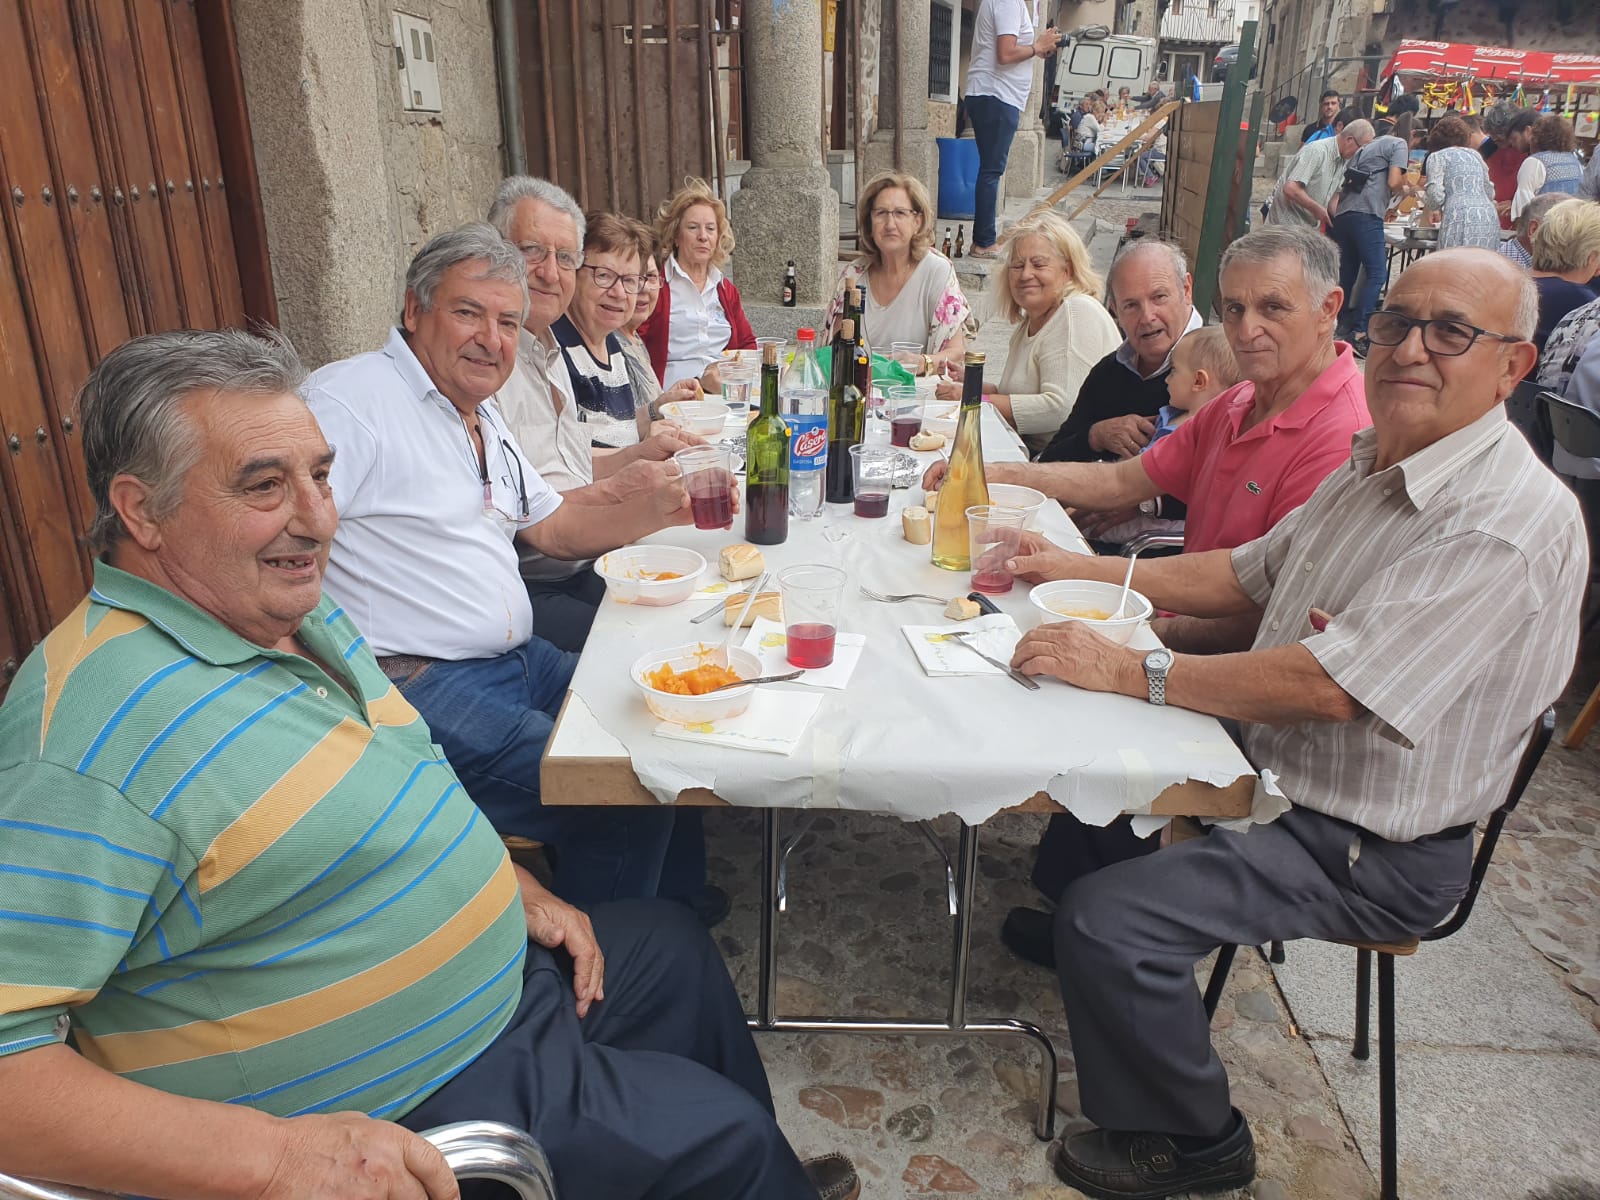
[638,178,757,388]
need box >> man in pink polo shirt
[921,224,1372,969]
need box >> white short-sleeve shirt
[965,0,1039,113]
[304,328,563,661]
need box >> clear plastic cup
[673,444,735,530]
[967,504,1031,595]
[849,445,897,518]
[778,564,847,668]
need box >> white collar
[667,253,723,295]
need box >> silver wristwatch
[1143,647,1174,705]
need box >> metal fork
[859,585,948,605]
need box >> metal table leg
[748,812,1059,1142]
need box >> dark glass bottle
[782,261,798,307]
[745,342,790,544]
[825,318,865,504]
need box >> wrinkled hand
[658,378,701,411]
[636,426,703,461]
[1088,414,1156,459]
[1074,505,1141,540]
[699,363,723,396]
[920,459,949,492]
[1011,621,1133,692]
[522,885,606,1018]
[262,1112,457,1200]
[1005,531,1093,585]
[1036,26,1063,54]
[934,379,962,404]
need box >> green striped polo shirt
[0,562,526,1118]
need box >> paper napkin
[740,617,864,689]
[653,688,824,755]
[900,613,1022,677]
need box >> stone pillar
[859,0,940,215]
[730,0,840,309]
[1002,54,1047,212]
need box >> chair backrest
[1543,389,1600,461]
[1424,706,1555,943]
[1506,380,1554,467]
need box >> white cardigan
[1000,292,1123,455]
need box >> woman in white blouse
[935,210,1120,456]
[637,178,756,389]
[824,172,971,374]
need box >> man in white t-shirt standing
[964,0,1060,258]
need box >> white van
[1051,32,1158,120]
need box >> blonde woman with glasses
[935,211,1120,455]
[825,172,971,374]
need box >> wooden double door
[0,0,271,695]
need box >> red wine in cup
[890,415,921,447]
[786,622,837,668]
[688,476,733,530]
[853,491,890,518]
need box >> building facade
[1159,0,1237,85]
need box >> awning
[1383,39,1600,87]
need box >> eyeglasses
[579,264,650,293]
[871,207,917,224]
[515,240,584,272]
[1365,310,1523,357]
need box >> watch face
[1146,648,1174,670]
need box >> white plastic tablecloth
[546,406,1283,827]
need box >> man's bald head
[1424,248,1538,339]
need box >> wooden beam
[1028,99,1184,217]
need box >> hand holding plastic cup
[967,505,1031,594]
[778,564,847,668]
[849,445,897,518]
[718,353,759,421]
[674,444,735,530]
[890,341,925,375]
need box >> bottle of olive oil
[931,352,990,571]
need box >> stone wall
[232,0,505,368]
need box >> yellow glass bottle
[931,352,990,571]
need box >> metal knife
[949,630,1039,691]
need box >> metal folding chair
[0,1121,558,1200]
[1543,390,1600,747]
[1199,708,1556,1200]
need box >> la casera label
[786,416,827,469]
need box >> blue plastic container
[936,137,979,220]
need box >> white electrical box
[393,12,442,113]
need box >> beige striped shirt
[1231,407,1588,842]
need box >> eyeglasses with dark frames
[579,264,650,294]
[515,240,584,272]
[1365,310,1524,357]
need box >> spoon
[1112,550,1139,619]
[716,569,770,666]
[708,669,805,693]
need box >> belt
[375,653,436,682]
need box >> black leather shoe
[1047,1109,1255,1199]
[1001,906,1057,969]
[674,883,731,929]
[802,1152,860,1200]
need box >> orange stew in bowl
[646,663,743,695]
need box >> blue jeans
[1331,209,1386,335]
[389,638,677,903]
[966,92,1021,249]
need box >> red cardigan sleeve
[637,266,671,383]
[719,279,757,351]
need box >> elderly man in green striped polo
[0,330,856,1200]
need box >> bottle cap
[965,351,986,365]
[797,327,816,340]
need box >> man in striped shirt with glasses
[1007,248,1587,1198]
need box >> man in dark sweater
[1037,239,1202,465]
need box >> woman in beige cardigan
[936,211,1119,456]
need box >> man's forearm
[1126,548,1261,618]
[1151,611,1264,656]
[1106,641,1360,725]
[1011,457,1156,511]
[0,1045,282,1200]
[1283,181,1326,223]
[589,446,636,480]
[523,492,672,559]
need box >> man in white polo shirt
[305,223,697,904]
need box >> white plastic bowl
[631,643,763,725]
[985,483,1049,530]
[595,546,707,607]
[659,399,730,438]
[1028,579,1154,646]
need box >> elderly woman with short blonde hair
[824,171,970,374]
[637,178,756,388]
[936,211,1120,455]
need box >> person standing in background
[964,0,1061,260]
[1301,91,1344,144]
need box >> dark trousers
[1048,806,1472,1137]
[1331,209,1387,335]
[526,568,608,653]
[400,901,814,1200]
[967,92,1022,249]
[390,640,678,904]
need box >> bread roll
[909,430,946,451]
[718,543,765,582]
[943,597,981,621]
[901,505,932,545]
[723,591,782,627]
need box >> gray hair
[404,222,528,319]
[1482,100,1522,139]
[1218,225,1339,305]
[1511,272,1539,340]
[79,328,305,553]
[1516,192,1576,238]
[1341,119,1375,146]
[1107,239,1189,304]
[486,175,585,245]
